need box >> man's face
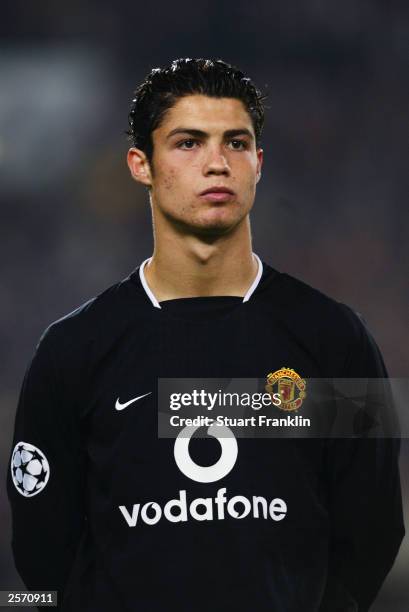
[132,94,263,236]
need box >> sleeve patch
[10,441,50,497]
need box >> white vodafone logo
[173,423,238,483]
[119,422,288,526]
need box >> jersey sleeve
[6,325,86,606]
[319,307,405,611]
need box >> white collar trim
[139,253,263,310]
[139,258,162,309]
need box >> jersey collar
[139,253,263,310]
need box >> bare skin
[127,94,263,301]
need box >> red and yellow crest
[265,367,307,412]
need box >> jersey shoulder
[262,264,362,329]
[261,265,384,376]
[34,272,144,367]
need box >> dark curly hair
[126,58,266,164]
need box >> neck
[143,214,257,302]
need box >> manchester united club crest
[265,368,307,412]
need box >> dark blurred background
[1,1,408,609]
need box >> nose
[203,145,230,176]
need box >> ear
[255,148,263,184]
[127,147,152,187]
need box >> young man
[7,58,404,611]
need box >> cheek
[234,169,256,195]
[161,169,176,191]
[156,167,192,210]
[159,158,192,190]
[233,157,257,181]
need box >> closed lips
[200,187,234,195]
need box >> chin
[162,204,249,237]
[190,215,245,237]
[168,215,235,238]
[193,223,234,238]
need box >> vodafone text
[119,488,287,526]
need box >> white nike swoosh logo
[115,392,152,411]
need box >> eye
[177,139,199,149]
[228,139,247,150]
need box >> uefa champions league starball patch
[10,441,50,497]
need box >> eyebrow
[166,127,254,141]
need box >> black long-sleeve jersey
[7,257,404,611]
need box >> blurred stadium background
[1,1,408,609]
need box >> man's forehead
[158,94,254,133]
